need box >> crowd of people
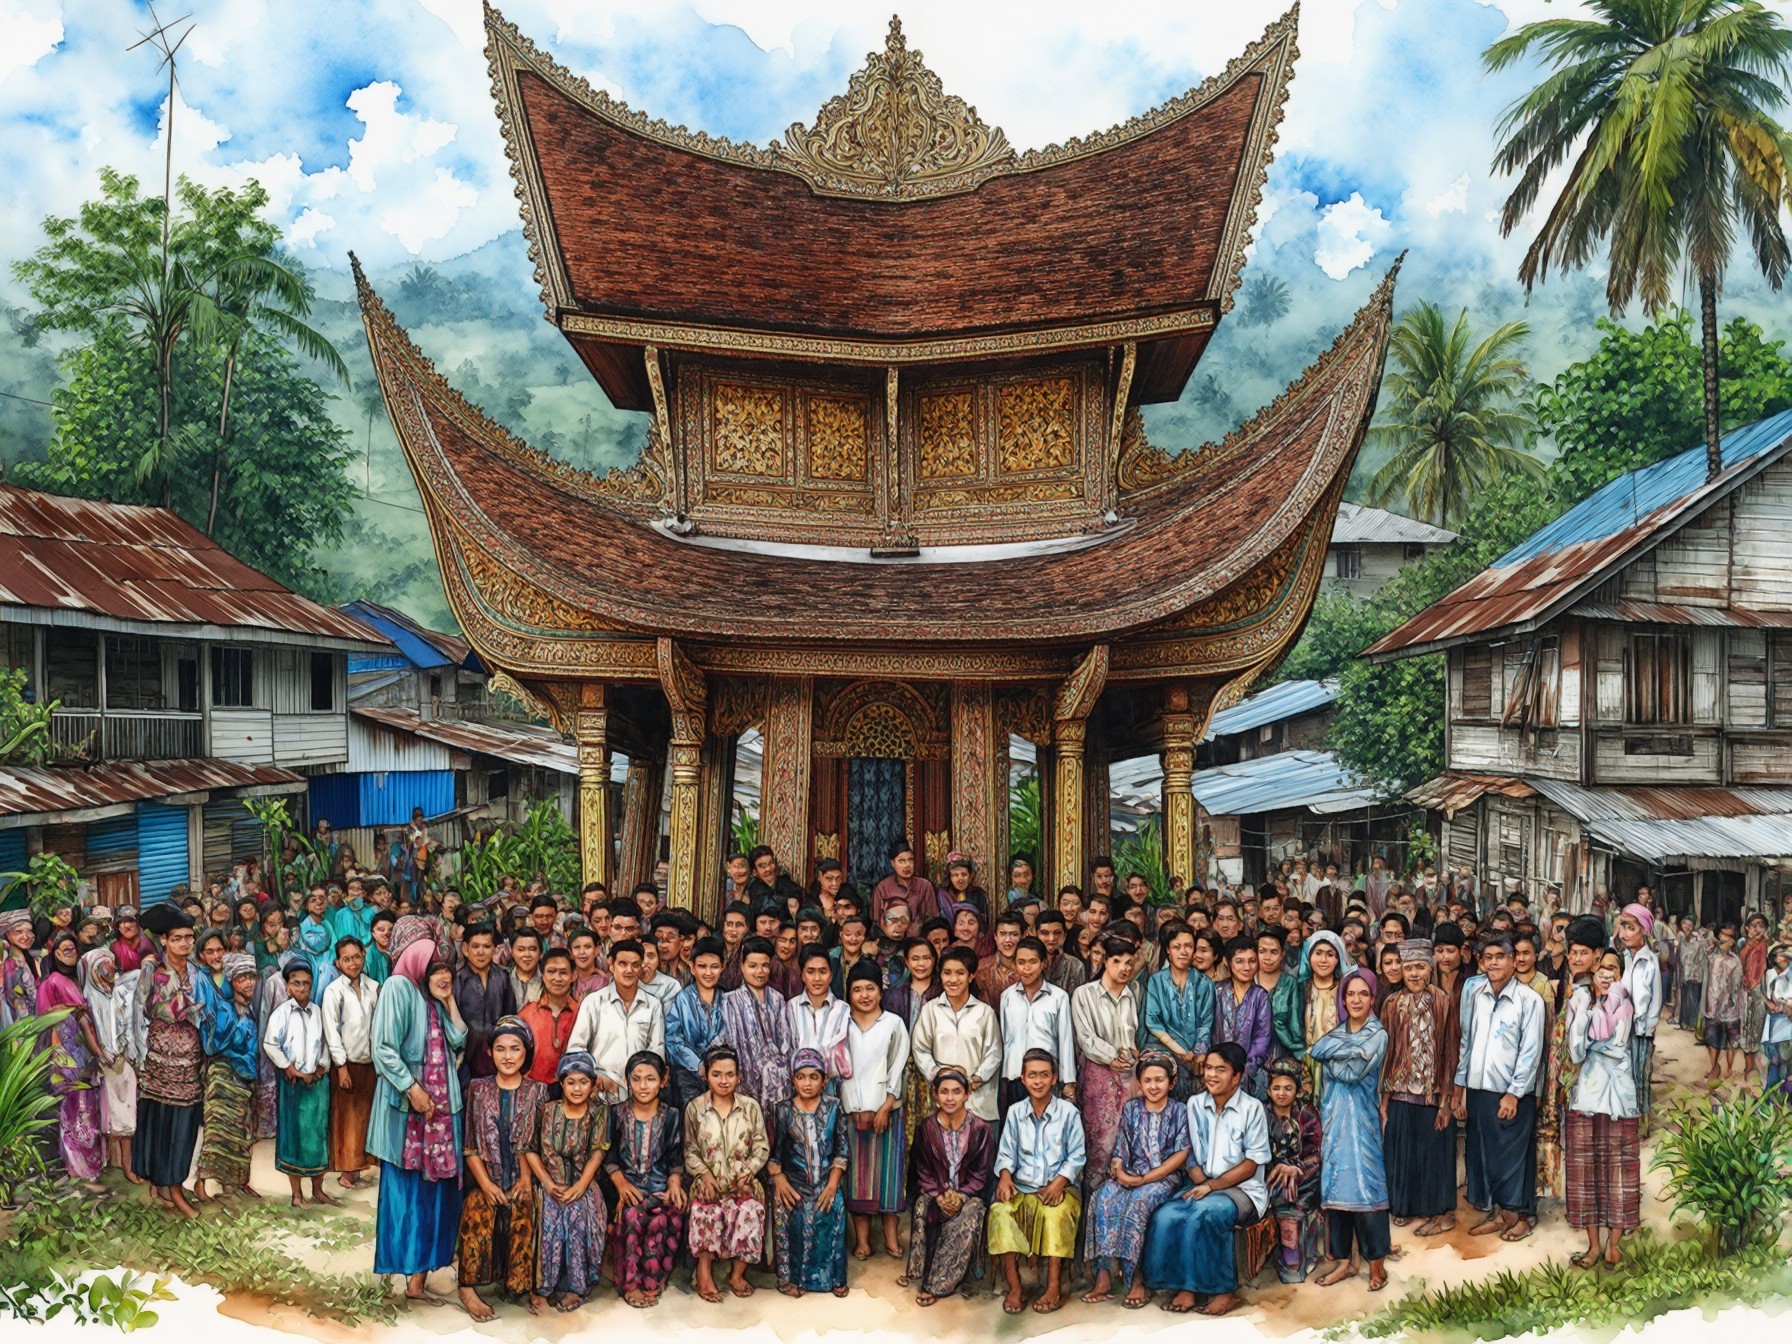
[4,832,1791,1320]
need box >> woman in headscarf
[1081,1052,1191,1308]
[369,915,468,1304]
[900,1066,995,1306]
[1565,947,1640,1270]
[80,947,140,1179]
[1311,968,1390,1292]
[524,1050,611,1313]
[938,856,993,961]
[1298,930,1355,1103]
[0,907,38,1028]
[458,1014,547,1320]
[131,907,206,1216]
[35,930,105,1185]
[768,1046,851,1298]
[195,952,263,1201]
[605,1050,687,1308]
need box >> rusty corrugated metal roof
[0,486,388,647]
[352,706,578,775]
[1406,771,1537,818]
[1568,598,1792,629]
[1367,408,1792,661]
[1527,777,1792,823]
[0,759,306,822]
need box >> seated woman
[1263,1058,1323,1284]
[988,1049,1086,1316]
[1142,1042,1271,1316]
[1310,969,1391,1292]
[524,1051,611,1313]
[684,1045,771,1303]
[768,1048,851,1298]
[1082,1052,1191,1308]
[605,1050,688,1308]
[901,1067,995,1306]
[459,1015,547,1319]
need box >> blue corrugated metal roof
[1205,679,1339,739]
[338,600,477,672]
[1188,749,1380,817]
[1498,407,1792,567]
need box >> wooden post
[574,684,612,891]
[695,730,737,924]
[759,677,814,879]
[616,751,665,893]
[951,682,997,873]
[656,639,708,912]
[1051,646,1109,894]
[1161,684,1198,889]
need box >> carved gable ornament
[775,17,1016,200]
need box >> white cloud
[379,167,479,254]
[289,207,334,249]
[1314,192,1392,280]
[1426,172,1471,216]
[0,3,61,86]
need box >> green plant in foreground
[2,1192,397,1325]
[1651,1086,1792,1254]
[1349,1232,1792,1341]
[0,1268,175,1331]
[0,1008,72,1208]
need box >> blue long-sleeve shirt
[995,1094,1085,1191]
[1144,966,1215,1057]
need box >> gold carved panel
[918,389,977,479]
[997,376,1076,475]
[711,382,788,477]
[806,395,870,481]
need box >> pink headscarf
[1621,903,1654,936]
[389,914,442,986]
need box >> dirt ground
[189,1017,1730,1342]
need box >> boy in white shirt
[263,961,333,1207]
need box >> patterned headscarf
[791,1047,827,1076]
[78,947,116,993]
[556,1050,598,1082]
[1621,903,1655,936]
[1134,1049,1178,1083]
[1398,939,1434,965]
[491,1014,535,1070]
[1267,1057,1304,1085]
[930,1065,971,1093]
[222,952,258,984]
[390,915,442,986]
[0,909,31,939]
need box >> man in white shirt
[262,961,332,1207]
[997,936,1077,1115]
[566,938,664,1104]
[1451,934,1545,1240]
[911,946,1002,1120]
[507,929,544,1006]
[320,935,380,1187]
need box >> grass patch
[1340,1233,1792,1342]
[0,1191,397,1325]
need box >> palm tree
[1236,275,1292,328]
[203,258,350,534]
[1364,302,1543,529]
[1486,0,1792,480]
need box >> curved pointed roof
[354,255,1394,661]
[484,5,1299,408]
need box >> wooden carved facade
[357,8,1396,919]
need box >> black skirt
[1383,1097,1457,1218]
[132,1099,202,1187]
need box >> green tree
[1535,309,1792,498]
[12,172,356,597]
[1364,301,1544,528]
[1236,275,1292,329]
[1487,0,1792,482]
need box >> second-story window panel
[309,652,335,712]
[1461,646,1493,720]
[1334,546,1362,579]
[1770,635,1792,728]
[44,629,97,709]
[104,635,163,710]
[212,646,255,708]
[1626,631,1692,725]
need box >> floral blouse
[682,1092,770,1192]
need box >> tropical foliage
[0,1009,71,1208]
[0,853,82,918]
[0,668,61,768]
[1651,1085,1792,1253]
[1008,773,1042,870]
[1354,1232,1790,1341]
[11,171,355,597]
[0,1267,173,1331]
[457,799,580,902]
[1113,816,1175,904]
[1486,0,1792,480]
[1536,309,1792,498]
[1363,301,1543,528]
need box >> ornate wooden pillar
[1052,646,1108,897]
[695,730,737,924]
[1084,741,1111,864]
[1161,684,1198,889]
[760,677,814,877]
[656,639,708,911]
[950,682,997,873]
[616,751,665,893]
[573,683,612,890]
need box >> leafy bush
[1009,773,1041,870]
[1,852,82,918]
[3,1195,397,1325]
[0,1008,72,1207]
[459,797,579,902]
[1114,816,1174,904]
[1651,1086,1792,1254]
[0,1267,174,1331]
[1353,1232,1792,1341]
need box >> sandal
[1123,1292,1152,1310]
[1570,1251,1599,1270]
[1500,1219,1534,1243]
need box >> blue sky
[3,0,1791,436]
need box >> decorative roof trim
[1120,252,1403,499]
[558,306,1214,365]
[483,2,1296,314]
[350,253,659,517]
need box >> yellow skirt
[987,1189,1083,1259]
